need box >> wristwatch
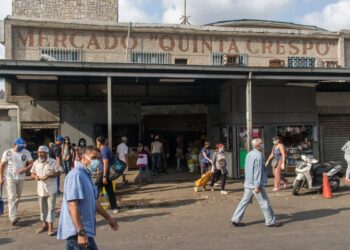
[78,229,86,237]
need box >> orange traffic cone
[322,173,332,199]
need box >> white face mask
[273,141,278,145]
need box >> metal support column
[107,76,113,149]
[246,72,253,151]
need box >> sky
[1,0,350,89]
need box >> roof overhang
[1,60,350,82]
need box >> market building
[1,0,350,178]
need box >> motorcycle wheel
[330,179,340,192]
[292,180,302,195]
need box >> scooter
[292,155,343,195]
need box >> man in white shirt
[117,137,129,185]
[151,135,163,175]
[31,145,61,236]
[0,138,33,226]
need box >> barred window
[287,57,316,68]
[40,47,82,62]
[210,52,248,66]
[130,51,171,64]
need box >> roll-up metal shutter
[319,115,350,163]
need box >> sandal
[272,188,279,192]
[36,227,48,234]
[48,230,57,236]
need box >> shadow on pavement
[244,208,350,226]
[0,238,14,246]
[121,198,201,210]
[97,212,170,226]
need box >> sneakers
[11,219,19,226]
[231,221,245,227]
[267,222,283,227]
[220,190,228,195]
[214,183,220,187]
[107,209,120,214]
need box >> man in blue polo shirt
[58,146,118,249]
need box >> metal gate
[319,115,350,163]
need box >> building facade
[1,1,350,177]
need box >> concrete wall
[220,82,318,177]
[12,0,118,23]
[61,101,141,144]
[0,109,18,157]
[9,24,339,65]
[345,39,350,68]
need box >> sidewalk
[1,169,350,249]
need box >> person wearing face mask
[31,146,61,236]
[57,145,118,249]
[265,136,288,192]
[0,138,33,226]
[209,144,228,195]
[231,138,282,228]
[95,136,118,214]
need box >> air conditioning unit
[223,54,240,65]
[269,59,285,68]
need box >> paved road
[1,172,350,250]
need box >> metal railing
[129,50,171,64]
[40,47,82,62]
[210,52,248,66]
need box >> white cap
[38,145,49,153]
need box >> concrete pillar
[246,72,252,151]
[107,76,112,149]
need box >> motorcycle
[292,155,343,195]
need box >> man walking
[231,138,281,227]
[117,136,129,185]
[31,145,61,236]
[58,145,118,249]
[0,138,33,226]
[96,136,119,213]
[49,136,64,196]
[151,135,163,175]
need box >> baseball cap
[38,145,49,153]
[14,138,26,146]
[56,135,65,142]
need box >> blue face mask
[87,159,100,173]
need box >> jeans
[63,160,71,175]
[151,153,162,174]
[345,154,350,179]
[231,187,276,226]
[6,179,24,222]
[38,195,56,223]
[56,175,61,194]
[210,170,227,190]
[96,175,117,210]
[66,235,98,250]
[200,163,210,174]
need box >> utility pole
[180,0,191,25]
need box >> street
[1,171,350,250]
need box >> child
[210,144,228,195]
[136,144,150,183]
